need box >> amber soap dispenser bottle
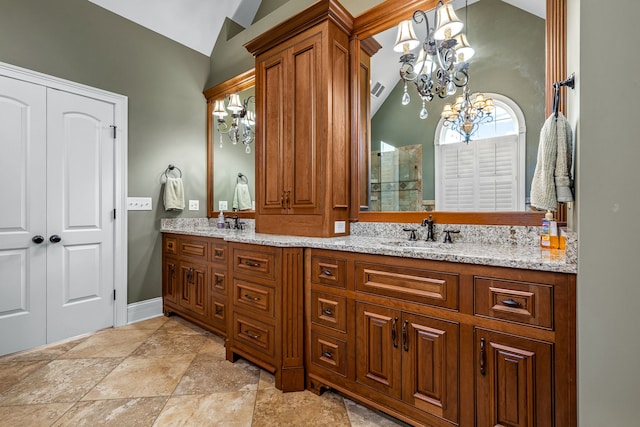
[540,210,559,249]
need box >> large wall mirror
[205,69,256,218]
[352,0,567,225]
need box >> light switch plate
[219,201,228,211]
[127,197,152,211]
[189,200,199,211]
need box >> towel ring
[237,172,248,184]
[165,164,182,178]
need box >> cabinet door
[163,257,179,305]
[257,50,287,214]
[355,302,401,399]
[401,313,459,424]
[179,261,207,316]
[287,32,323,215]
[476,328,553,427]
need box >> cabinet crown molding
[244,0,354,57]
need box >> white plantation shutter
[435,94,526,211]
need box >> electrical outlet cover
[219,200,228,211]
[189,200,199,211]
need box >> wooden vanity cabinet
[305,248,576,427]
[226,242,305,392]
[245,0,352,237]
[162,233,227,337]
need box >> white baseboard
[127,297,163,324]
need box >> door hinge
[110,125,117,139]
[112,209,116,220]
[113,289,116,301]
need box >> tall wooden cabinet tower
[245,0,353,237]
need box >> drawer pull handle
[244,330,261,339]
[402,320,409,352]
[480,337,486,376]
[187,267,194,283]
[168,263,175,275]
[322,308,333,316]
[244,260,261,267]
[392,317,398,348]
[321,351,333,359]
[244,294,261,302]
[215,306,223,315]
[320,269,333,277]
[500,298,522,308]
[215,276,224,285]
[215,250,223,257]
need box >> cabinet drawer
[232,313,275,360]
[233,279,275,318]
[474,277,553,329]
[210,241,227,264]
[211,270,226,294]
[232,247,277,280]
[310,255,346,289]
[163,235,177,256]
[209,295,226,331]
[310,291,347,333]
[310,330,347,377]
[355,262,459,310]
[179,238,208,260]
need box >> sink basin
[380,240,451,250]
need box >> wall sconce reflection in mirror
[212,93,255,154]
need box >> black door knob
[49,235,62,243]
[32,235,45,244]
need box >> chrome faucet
[421,215,436,241]
[403,227,418,241]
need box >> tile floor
[0,316,406,426]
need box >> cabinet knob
[32,235,45,244]
[322,308,333,316]
[321,351,333,359]
[49,234,62,243]
[320,269,333,277]
[500,298,522,308]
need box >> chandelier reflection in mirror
[396,0,492,142]
[212,93,255,154]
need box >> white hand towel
[164,177,185,211]
[530,113,573,211]
[232,182,252,211]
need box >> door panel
[402,312,459,423]
[476,328,553,427]
[355,302,401,399]
[46,89,115,342]
[0,75,47,355]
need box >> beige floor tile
[160,317,207,335]
[0,402,74,426]
[0,360,50,393]
[174,354,260,395]
[61,329,155,359]
[132,330,207,356]
[198,334,226,357]
[118,316,169,331]
[153,391,256,427]
[343,397,406,426]
[0,337,87,362]
[252,388,351,426]
[82,354,195,400]
[52,396,168,427]
[0,358,121,405]
[258,370,275,390]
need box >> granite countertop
[161,224,576,274]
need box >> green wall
[371,0,545,202]
[0,0,211,304]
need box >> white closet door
[0,75,48,354]
[45,89,115,342]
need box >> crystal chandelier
[396,0,475,120]
[212,93,255,154]
[441,84,494,143]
